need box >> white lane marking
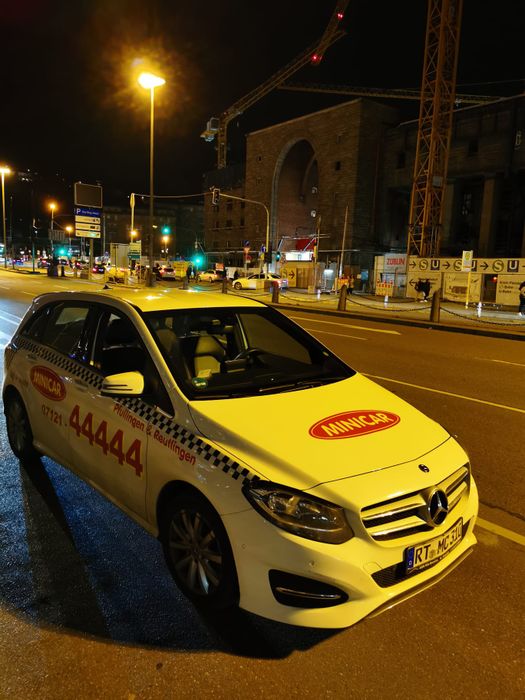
[364,373,525,415]
[290,315,400,335]
[476,518,525,547]
[0,329,13,344]
[488,359,525,368]
[303,327,367,341]
[0,315,20,326]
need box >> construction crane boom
[201,1,350,170]
[278,81,499,105]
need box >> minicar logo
[30,366,66,401]
[309,410,400,439]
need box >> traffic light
[211,187,220,206]
[275,251,281,261]
[162,226,171,235]
[193,254,203,268]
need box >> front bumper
[223,477,478,629]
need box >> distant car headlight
[243,481,353,544]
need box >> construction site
[200,0,525,303]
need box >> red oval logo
[309,410,400,440]
[30,366,66,402]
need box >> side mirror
[101,371,145,397]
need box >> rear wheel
[5,393,39,460]
[161,491,239,611]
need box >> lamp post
[1,166,11,268]
[138,71,165,286]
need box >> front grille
[361,465,470,542]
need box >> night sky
[2,0,523,202]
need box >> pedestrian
[414,279,423,300]
[519,281,525,317]
[347,273,355,295]
[186,264,193,282]
[422,278,431,301]
[233,269,239,281]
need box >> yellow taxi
[2,287,478,628]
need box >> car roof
[32,287,265,313]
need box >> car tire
[161,491,239,611]
[233,282,242,290]
[4,392,39,461]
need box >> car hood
[189,373,450,490]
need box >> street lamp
[138,71,165,286]
[0,166,11,268]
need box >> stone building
[203,93,525,277]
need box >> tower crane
[278,81,498,105]
[201,1,350,170]
[407,0,463,258]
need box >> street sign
[75,215,101,225]
[76,223,101,232]
[75,206,101,218]
[408,256,525,275]
[461,250,474,272]
[128,241,141,260]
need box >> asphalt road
[0,271,524,699]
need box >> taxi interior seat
[193,335,226,376]
[100,317,146,377]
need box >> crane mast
[407,0,463,258]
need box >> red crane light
[337,12,344,20]
[311,53,322,64]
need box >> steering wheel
[233,347,265,365]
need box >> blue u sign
[507,259,519,272]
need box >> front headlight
[242,481,353,544]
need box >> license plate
[406,519,463,573]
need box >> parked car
[3,288,478,629]
[156,266,177,280]
[198,269,223,282]
[37,258,50,269]
[233,272,287,290]
[92,263,107,275]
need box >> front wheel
[5,392,39,460]
[233,281,242,290]
[161,491,239,611]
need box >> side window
[93,311,146,377]
[93,310,173,415]
[40,304,91,357]
[20,305,53,341]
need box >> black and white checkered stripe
[120,395,258,486]
[16,337,259,487]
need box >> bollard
[337,284,347,310]
[222,277,228,294]
[430,289,441,322]
[60,265,65,277]
[182,277,188,290]
[271,281,280,303]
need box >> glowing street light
[0,165,11,268]
[162,234,170,261]
[138,70,165,286]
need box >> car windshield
[143,306,354,400]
